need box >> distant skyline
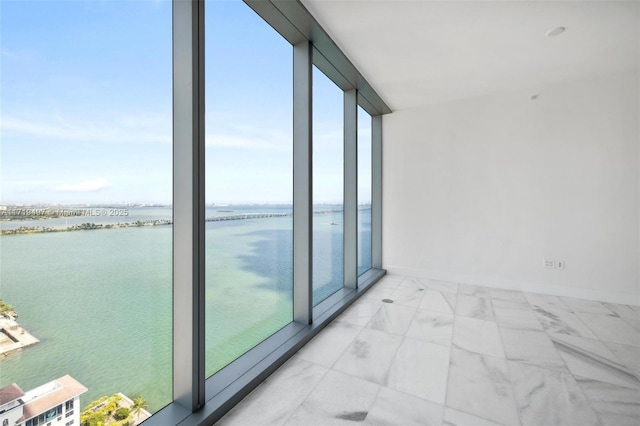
[0,0,372,206]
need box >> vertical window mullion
[172,0,205,411]
[371,115,383,269]
[343,89,358,288]
[293,41,313,324]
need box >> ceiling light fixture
[546,27,566,37]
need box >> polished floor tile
[490,288,528,304]
[550,332,640,390]
[296,321,363,367]
[418,289,456,314]
[333,328,403,385]
[218,276,640,426]
[284,370,379,426]
[443,408,503,426]
[532,305,598,339]
[500,329,568,372]
[405,309,454,346]
[604,341,640,379]
[217,357,328,426]
[625,318,640,333]
[364,387,444,426]
[359,286,396,304]
[397,277,428,289]
[525,293,570,311]
[386,337,450,404]
[576,376,640,426]
[560,297,617,316]
[458,283,491,298]
[494,302,544,332]
[456,294,495,321]
[378,275,405,285]
[446,347,520,425]
[603,302,640,321]
[374,275,404,288]
[335,300,382,327]
[453,316,505,358]
[507,361,598,426]
[366,303,416,336]
[388,285,425,308]
[576,312,640,347]
[427,279,459,294]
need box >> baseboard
[384,266,640,307]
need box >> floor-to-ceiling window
[204,0,293,375]
[1,1,388,424]
[0,0,172,416]
[357,106,372,275]
[312,66,344,306]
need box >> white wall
[383,70,639,305]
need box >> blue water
[0,205,370,412]
[0,225,172,410]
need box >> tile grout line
[277,357,333,425]
[488,291,525,426]
[381,280,423,390]
[393,278,452,419]
[443,281,513,426]
[617,314,640,336]
[442,297,457,419]
[525,292,609,426]
[296,276,406,416]
[325,324,367,371]
[308,276,429,422]
[360,380,384,424]
[440,280,484,424]
[557,306,640,370]
[226,277,638,425]
[570,375,607,426]
[280,278,400,426]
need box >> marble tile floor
[217,275,640,426]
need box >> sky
[0,0,371,205]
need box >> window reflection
[312,66,345,305]
[204,0,293,376]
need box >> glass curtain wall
[2,0,386,422]
[204,0,293,376]
[357,107,373,275]
[0,0,172,415]
[312,66,344,306]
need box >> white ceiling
[301,0,640,111]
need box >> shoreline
[1,220,172,236]
[0,209,360,236]
[0,317,40,356]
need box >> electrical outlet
[556,260,565,270]
[543,259,555,269]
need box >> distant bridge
[205,212,292,222]
[204,210,346,222]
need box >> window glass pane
[357,107,372,275]
[312,67,344,305]
[205,0,293,376]
[0,0,172,415]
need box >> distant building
[0,375,87,426]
